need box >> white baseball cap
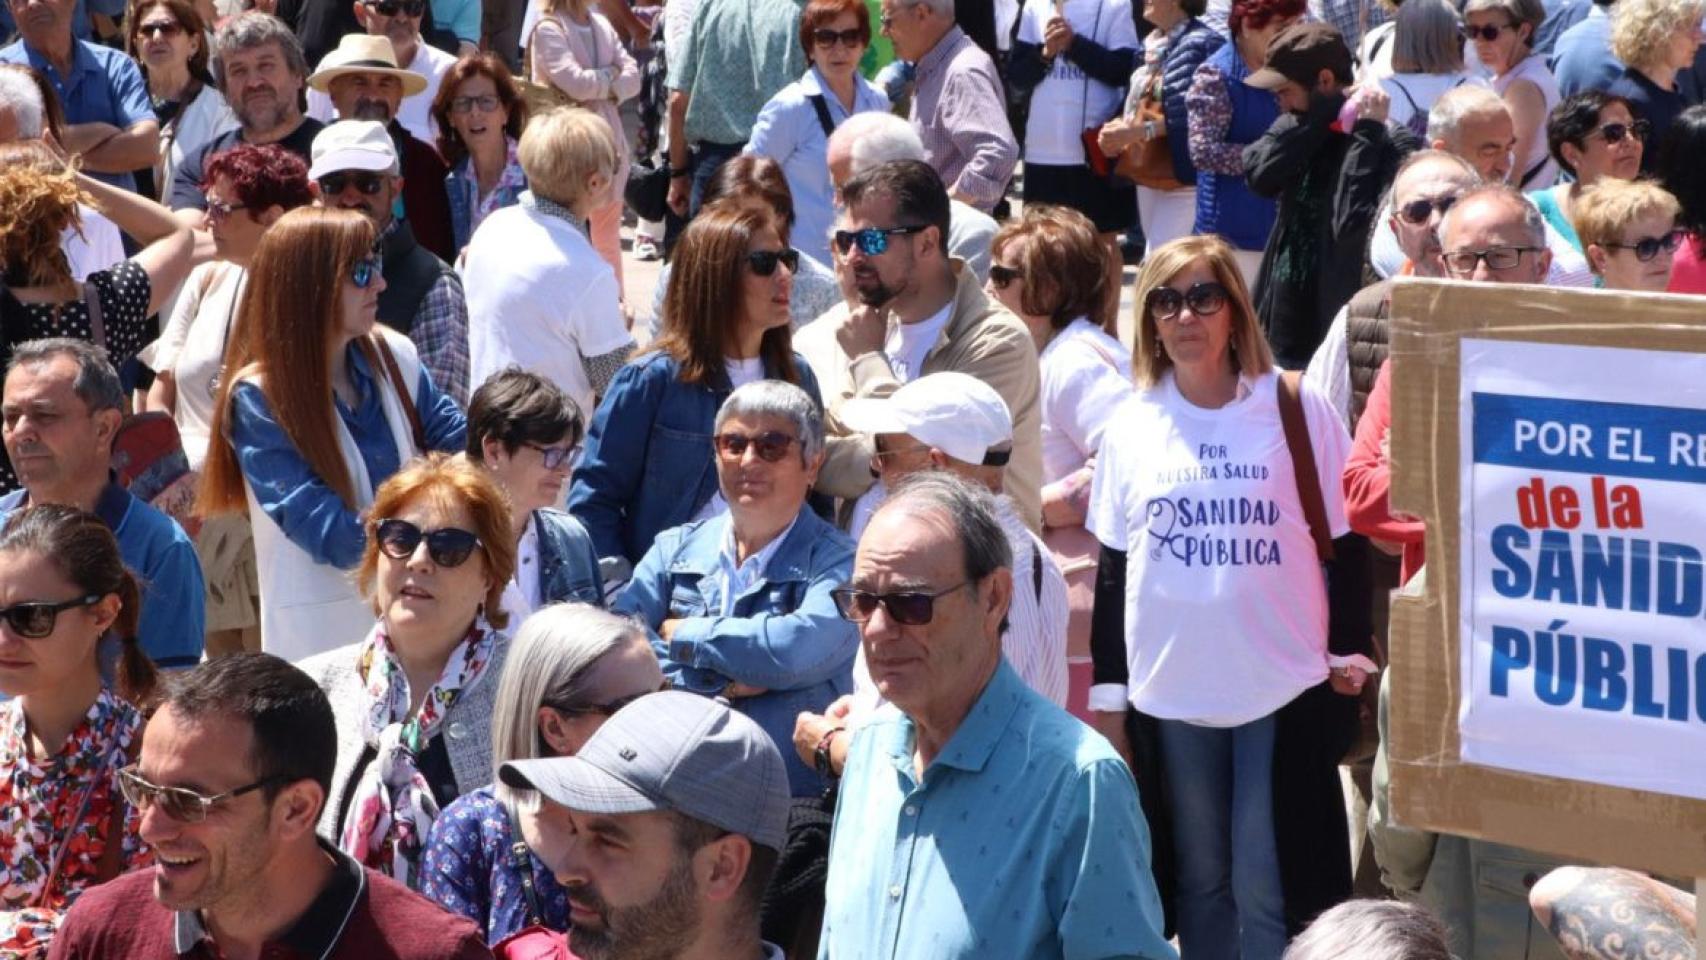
[839,371,1013,466]
[308,120,397,181]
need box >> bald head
[1437,184,1551,283]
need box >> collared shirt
[910,26,1018,212]
[665,0,809,146]
[175,841,366,959]
[714,514,799,615]
[819,660,1175,960]
[501,518,543,621]
[413,269,472,407]
[0,39,152,190]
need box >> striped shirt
[910,26,1018,212]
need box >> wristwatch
[813,726,846,782]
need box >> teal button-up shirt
[665,0,809,146]
[818,659,1175,960]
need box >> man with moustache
[306,0,456,143]
[311,119,468,403]
[169,12,323,225]
[305,33,454,259]
[48,653,492,960]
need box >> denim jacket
[567,350,823,566]
[445,142,528,253]
[612,503,857,796]
[533,507,604,605]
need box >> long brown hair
[0,505,158,707]
[199,207,378,515]
[0,140,84,295]
[653,204,799,386]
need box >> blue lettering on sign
[1486,525,1705,620]
[1473,392,1706,484]
[1484,621,1706,723]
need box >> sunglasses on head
[1460,21,1512,41]
[713,430,798,463]
[1396,194,1458,225]
[523,441,575,469]
[832,581,970,626]
[812,27,863,46]
[350,254,382,288]
[137,19,184,38]
[365,0,424,15]
[747,247,800,277]
[0,594,101,639]
[988,263,1023,289]
[1588,119,1651,145]
[318,171,386,196]
[833,224,927,256]
[118,765,285,823]
[375,518,483,568]
[1605,228,1684,261]
[1146,281,1228,321]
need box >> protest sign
[1385,278,1706,879]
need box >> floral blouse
[420,785,570,945]
[0,689,148,958]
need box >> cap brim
[1245,67,1290,90]
[307,65,429,96]
[499,757,666,816]
[838,396,915,438]
[307,149,397,181]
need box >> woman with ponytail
[0,505,156,958]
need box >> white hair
[1427,84,1508,146]
[0,68,46,140]
[916,0,955,13]
[832,111,927,178]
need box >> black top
[169,117,325,211]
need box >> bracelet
[668,167,691,180]
[813,725,847,780]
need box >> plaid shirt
[911,26,1018,212]
[1311,0,1388,55]
[414,271,471,406]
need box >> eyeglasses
[747,247,800,277]
[812,27,864,46]
[203,195,248,223]
[832,581,970,626]
[318,171,386,197]
[1146,281,1228,321]
[523,441,575,469]
[118,765,284,823]
[365,0,424,15]
[869,444,928,469]
[1605,229,1684,261]
[374,518,484,568]
[0,594,101,639]
[549,679,673,718]
[1460,22,1512,41]
[713,430,798,463]
[1587,120,1651,145]
[137,20,184,38]
[833,225,927,256]
[1396,194,1458,225]
[350,254,382,288]
[450,93,501,115]
[1441,245,1540,274]
[988,263,1023,289]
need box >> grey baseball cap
[499,691,791,852]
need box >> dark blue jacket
[533,508,604,606]
[1192,41,1281,252]
[567,351,823,566]
[1163,19,1226,184]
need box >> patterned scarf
[338,616,497,888]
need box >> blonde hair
[1612,0,1706,70]
[517,106,618,209]
[1131,235,1274,389]
[1572,179,1682,255]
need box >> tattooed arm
[1530,866,1695,960]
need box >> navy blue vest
[1192,42,1281,252]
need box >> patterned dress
[0,689,148,958]
[420,785,570,945]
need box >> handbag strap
[806,94,835,138]
[1276,371,1335,562]
[502,797,548,928]
[370,333,428,453]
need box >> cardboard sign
[1385,278,1706,878]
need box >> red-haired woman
[198,207,467,662]
[433,53,529,254]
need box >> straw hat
[306,35,428,96]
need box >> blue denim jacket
[612,504,857,796]
[567,350,822,566]
[533,507,604,605]
[445,144,528,253]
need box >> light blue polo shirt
[818,659,1176,960]
[0,38,153,190]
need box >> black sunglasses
[1397,194,1457,225]
[714,430,798,463]
[1605,229,1684,261]
[812,27,864,46]
[1146,281,1228,321]
[137,20,184,38]
[833,225,927,256]
[0,594,102,639]
[988,263,1023,289]
[365,0,425,15]
[374,518,484,568]
[118,765,285,823]
[318,171,386,196]
[748,247,800,277]
[549,679,673,718]
[832,582,970,626]
[1588,120,1651,145]
[1460,21,1512,41]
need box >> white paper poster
[1458,338,1706,800]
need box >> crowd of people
[0,0,1699,955]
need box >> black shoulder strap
[1031,540,1043,596]
[1389,78,1422,115]
[1518,152,1549,189]
[502,798,547,928]
[806,94,835,138]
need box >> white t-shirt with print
[1017,0,1141,166]
[1086,371,1352,727]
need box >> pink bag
[491,927,573,960]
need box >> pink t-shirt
[1666,232,1706,294]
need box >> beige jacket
[795,261,1042,531]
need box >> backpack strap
[1277,371,1336,562]
[370,332,428,453]
[502,798,547,928]
[805,94,835,138]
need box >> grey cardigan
[298,630,510,842]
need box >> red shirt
[1343,360,1426,583]
[48,845,493,960]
